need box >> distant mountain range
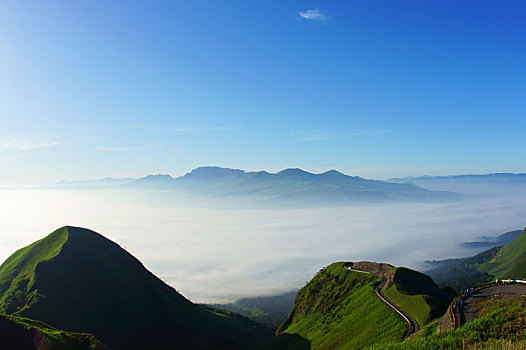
[52,166,463,204]
[390,173,526,195]
[51,177,135,187]
[390,173,526,183]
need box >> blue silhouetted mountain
[139,166,462,203]
[390,173,526,184]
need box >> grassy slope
[371,294,526,350]
[483,232,526,278]
[0,226,269,350]
[384,267,452,326]
[208,291,296,327]
[425,248,499,292]
[0,227,68,314]
[1,314,107,350]
[269,262,407,350]
[427,232,526,291]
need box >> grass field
[371,294,526,349]
[426,232,526,293]
[384,267,452,327]
[268,262,407,350]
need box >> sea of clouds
[0,188,524,303]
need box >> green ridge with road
[372,294,526,350]
[263,262,451,350]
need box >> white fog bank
[0,188,524,303]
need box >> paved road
[459,284,526,326]
[344,266,420,337]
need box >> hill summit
[0,226,269,349]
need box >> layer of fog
[0,188,524,303]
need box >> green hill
[0,226,270,350]
[266,262,408,350]
[263,262,453,350]
[384,267,453,326]
[482,229,526,278]
[0,313,107,350]
[426,229,526,291]
[207,291,296,328]
[371,294,526,350]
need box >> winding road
[458,284,526,326]
[344,265,420,338]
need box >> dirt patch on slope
[346,261,395,282]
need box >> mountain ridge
[127,166,463,203]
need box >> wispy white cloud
[299,9,328,21]
[97,146,135,152]
[291,129,395,142]
[176,126,234,133]
[0,136,62,151]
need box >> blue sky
[1,1,525,183]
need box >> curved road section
[459,284,526,326]
[344,265,420,338]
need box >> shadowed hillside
[0,226,270,350]
[0,314,107,350]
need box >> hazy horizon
[2,0,526,307]
[1,186,524,304]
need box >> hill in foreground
[259,262,450,349]
[261,261,452,350]
[373,294,526,350]
[0,226,270,349]
[0,314,107,350]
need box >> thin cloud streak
[176,127,235,133]
[291,129,395,142]
[299,9,328,21]
[97,146,136,152]
[0,137,63,151]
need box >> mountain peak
[183,166,245,180]
[322,170,345,176]
[277,168,308,174]
[0,226,268,349]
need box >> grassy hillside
[0,227,69,314]
[268,262,407,350]
[0,226,270,350]
[426,230,526,291]
[0,314,107,350]
[371,294,526,350]
[425,247,499,292]
[384,268,453,326]
[208,291,296,327]
[483,230,526,278]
